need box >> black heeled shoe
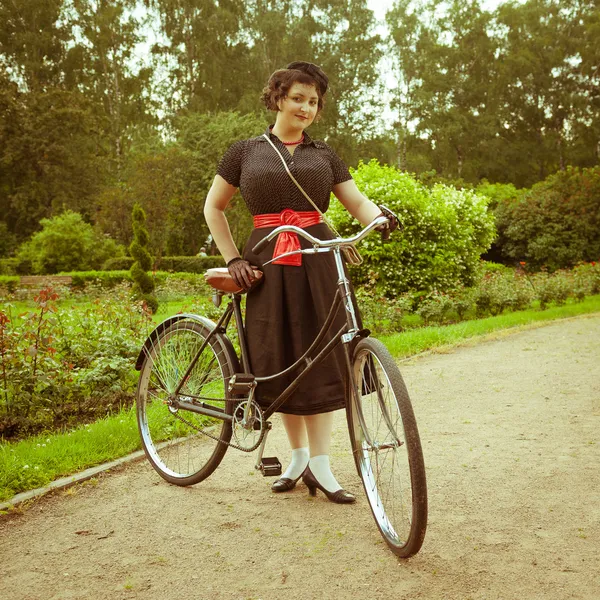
[271,468,306,493]
[302,467,356,504]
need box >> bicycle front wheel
[136,319,238,486]
[347,338,427,558]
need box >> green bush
[572,261,600,297]
[0,258,19,275]
[69,271,132,291]
[495,166,600,271]
[355,287,412,335]
[129,204,158,313]
[328,160,496,297]
[476,181,523,211]
[473,269,536,316]
[416,291,454,324]
[15,211,125,274]
[103,255,225,272]
[0,276,19,296]
[532,270,572,310]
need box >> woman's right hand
[227,257,257,291]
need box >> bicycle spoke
[136,320,236,485]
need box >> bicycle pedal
[258,457,282,477]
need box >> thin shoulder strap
[262,133,325,218]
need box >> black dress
[217,126,358,415]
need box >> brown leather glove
[375,204,401,240]
[227,257,257,291]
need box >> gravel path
[1,315,599,600]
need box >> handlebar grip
[252,237,271,255]
[381,228,391,242]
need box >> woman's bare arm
[332,179,381,225]
[203,175,242,263]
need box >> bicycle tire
[347,337,428,558]
[136,319,238,486]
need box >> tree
[68,0,156,177]
[0,81,109,242]
[96,110,266,256]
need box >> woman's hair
[261,61,328,112]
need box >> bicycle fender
[135,313,224,371]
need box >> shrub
[327,160,496,297]
[129,204,158,313]
[0,258,19,276]
[15,211,125,274]
[472,269,535,316]
[495,166,600,270]
[476,181,522,211]
[447,286,476,321]
[0,288,153,439]
[103,255,225,272]
[0,276,19,297]
[415,291,454,324]
[532,270,572,310]
[355,288,412,335]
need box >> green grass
[0,407,141,504]
[2,295,600,507]
[381,295,600,359]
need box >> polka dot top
[216,126,352,215]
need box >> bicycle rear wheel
[347,338,427,558]
[136,319,238,486]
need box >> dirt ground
[1,315,599,600]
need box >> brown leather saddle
[204,267,264,294]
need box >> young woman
[204,61,397,504]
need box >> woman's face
[277,82,320,130]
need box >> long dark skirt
[242,222,361,415]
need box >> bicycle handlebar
[251,215,389,255]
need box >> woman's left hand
[376,205,401,239]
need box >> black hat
[286,61,328,96]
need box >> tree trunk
[456,144,463,178]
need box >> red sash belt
[253,209,322,266]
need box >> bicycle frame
[157,217,388,429]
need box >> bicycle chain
[172,404,266,453]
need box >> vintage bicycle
[134,216,428,558]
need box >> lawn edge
[395,311,600,363]
[0,449,146,513]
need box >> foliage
[472,269,535,317]
[328,160,496,296]
[531,271,571,310]
[494,166,600,270]
[15,211,124,275]
[475,181,523,212]
[129,204,158,313]
[0,259,19,276]
[386,0,600,187]
[415,291,455,325]
[355,287,412,335]
[96,111,266,256]
[0,288,153,440]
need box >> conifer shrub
[129,204,158,313]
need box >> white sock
[281,447,309,480]
[309,455,342,493]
